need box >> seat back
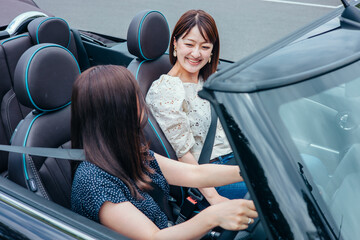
[127,10,176,160]
[126,11,189,206]
[0,17,81,174]
[8,43,80,208]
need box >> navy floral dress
[71,151,170,229]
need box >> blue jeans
[211,153,248,200]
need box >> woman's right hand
[207,199,258,231]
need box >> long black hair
[71,65,153,199]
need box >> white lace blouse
[146,74,232,161]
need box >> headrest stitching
[137,10,170,60]
[36,17,71,48]
[25,44,80,112]
[148,118,170,158]
[1,34,28,45]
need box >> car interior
[272,72,360,238]
[0,16,83,177]
[0,9,263,240]
[7,43,80,209]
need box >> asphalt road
[33,0,342,61]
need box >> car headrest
[27,17,71,48]
[127,10,169,60]
[14,43,80,111]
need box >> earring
[173,49,177,57]
[208,57,211,64]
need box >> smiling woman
[168,9,219,82]
[170,26,213,81]
[146,10,248,204]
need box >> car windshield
[259,59,360,239]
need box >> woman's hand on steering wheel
[206,198,258,231]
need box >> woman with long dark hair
[146,10,247,204]
[71,65,257,239]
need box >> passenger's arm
[178,151,229,205]
[147,79,231,204]
[99,199,257,240]
[155,153,243,190]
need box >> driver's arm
[179,151,229,205]
[99,198,256,240]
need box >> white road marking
[263,0,341,9]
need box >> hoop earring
[173,49,177,57]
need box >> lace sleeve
[146,76,195,158]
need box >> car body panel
[0,177,128,239]
[0,0,52,29]
[1,0,360,239]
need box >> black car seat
[0,17,79,142]
[0,16,86,175]
[7,43,80,209]
[127,10,176,161]
[126,11,194,210]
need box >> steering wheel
[216,192,260,240]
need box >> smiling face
[173,26,213,80]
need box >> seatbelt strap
[198,105,217,164]
[0,144,85,160]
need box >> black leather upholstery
[14,44,77,110]
[0,17,80,174]
[28,17,71,48]
[8,44,80,208]
[126,11,188,206]
[127,10,176,160]
[127,10,170,60]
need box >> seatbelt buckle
[175,192,199,224]
[187,188,204,202]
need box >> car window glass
[260,60,360,239]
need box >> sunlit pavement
[33,0,340,61]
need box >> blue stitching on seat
[148,119,170,159]
[135,33,184,205]
[148,117,185,206]
[135,59,148,80]
[135,60,170,158]
[22,112,45,180]
[1,34,28,45]
[25,44,81,112]
[36,17,71,48]
[138,10,170,60]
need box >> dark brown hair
[169,10,220,81]
[71,65,153,199]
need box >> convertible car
[0,0,359,239]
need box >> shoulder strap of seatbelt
[0,144,85,160]
[198,104,217,165]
